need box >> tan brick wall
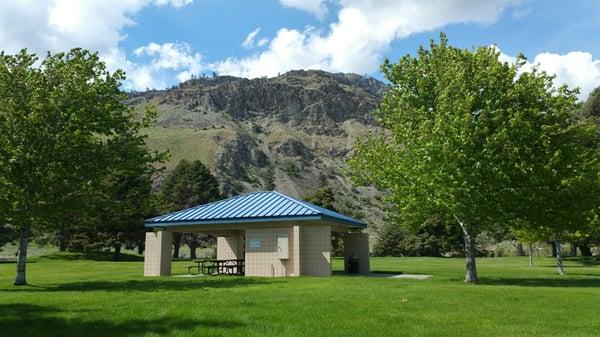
[245,227,297,277]
[300,225,332,277]
[343,232,370,275]
[144,231,173,276]
[217,236,244,260]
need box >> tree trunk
[189,243,198,259]
[58,229,68,252]
[569,243,577,257]
[14,226,29,286]
[555,240,565,275]
[454,216,477,283]
[173,243,180,259]
[551,242,557,257]
[516,243,524,256]
[137,243,144,255]
[579,244,592,257]
[528,243,534,268]
[113,242,122,261]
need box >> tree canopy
[0,49,162,285]
[348,34,600,281]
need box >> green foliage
[348,34,600,278]
[581,86,600,119]
[0,224,16,250]
[160,159,221,211]
[0,49,163,282]
[373,216,463,257]
[372,223,405,257]
[281,159,300,177]
[263,165,276,191]
[304,186,336,210]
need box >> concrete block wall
[144,231,173,276]
[217,236,244,260]
[343,232,370,275]
[244,227,297,277]
[300,225,332,277]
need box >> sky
[1,0,599,99]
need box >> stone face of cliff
[130,69,388,230]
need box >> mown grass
[1,255,599,337]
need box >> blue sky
[1,0,599,97]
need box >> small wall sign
[249,239,261,248]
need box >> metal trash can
[348,257,359,274]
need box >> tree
[264,165,276,191]
[574,86,600,256]
[348,34,600,281]
[95,171,157,260]
[160,159,221,258]
[504,78,600,275]
[0,223,16,250]
[581,86,600,120]
[0,49,161,285]
[373,215,464,257]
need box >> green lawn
[1,254,599,337]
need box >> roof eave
[145,215,324,228]
[320,214,367,229]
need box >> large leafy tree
[0,49,161,285]
[160,159,221,259]
[348,34,600,282]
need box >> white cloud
[133,42,203,84]
[242,28,261,49]
[278,0,328,19]
[494,46,600,99]
[0,0,195,90]
[257,38,269,47]
[153,0,193,8]
[531,52,600,99]
[215,0,523,78]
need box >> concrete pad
[173,274,205,278]
[369,273,432,280]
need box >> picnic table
[188,259,245,276]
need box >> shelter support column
[343,232,370,275]
[300,225,332,276]
[217,235,244,260]
[144,230,172,276]
[289,226,301,276]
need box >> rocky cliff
[129,69,388,230]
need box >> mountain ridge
[130,69,388,231]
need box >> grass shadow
[41,251,143,262]
[563,257,600,266]
[369,270,404,275]
[0,303,245,337]
[478,277,600,288]
[1,276,277,293]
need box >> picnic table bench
[188,259,245,276]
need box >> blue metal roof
[145,191,367,228]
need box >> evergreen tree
[160,159,221,258]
